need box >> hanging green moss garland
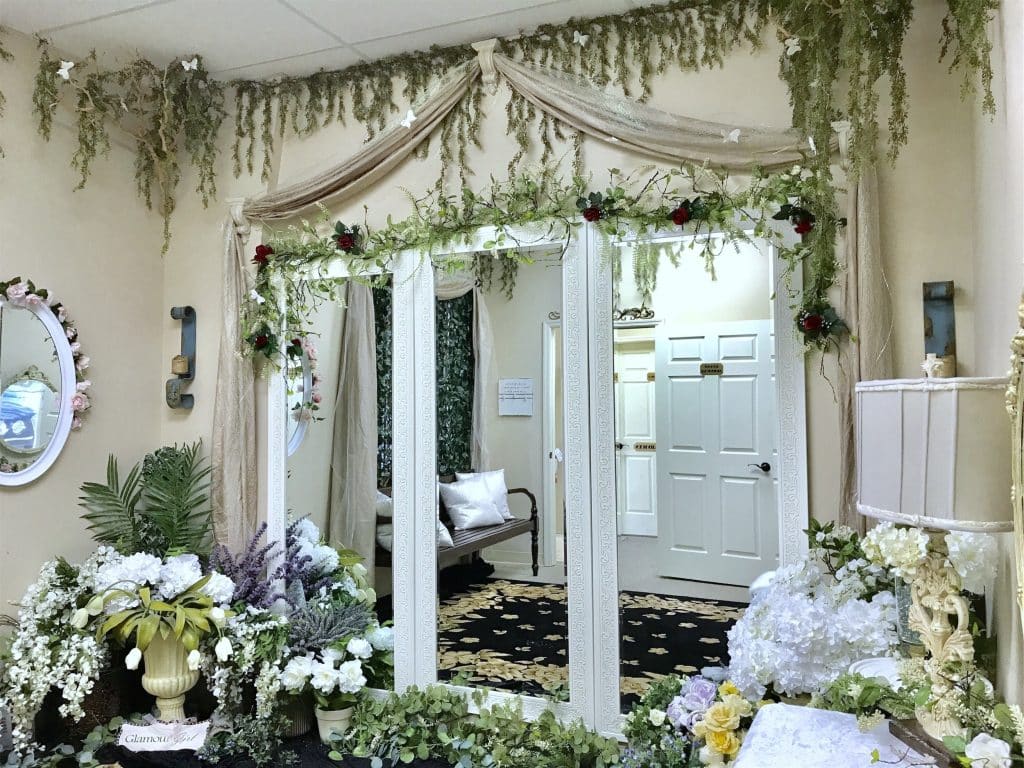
[0,29,12,157]
[242,165,843,367]
[31,45,226,252]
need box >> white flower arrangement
[0,548,118,754]
[726,559,897,698]
[280,648,368,709]
[862,522,999,594]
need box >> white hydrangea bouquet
[727,522,898,699]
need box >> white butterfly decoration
[808,135,817,155]
[249,289,266,306]
[573,30,590,47]
[57,60,75,81]
[400,109,417,129]
[181,57,199,72]
[721,128,741,144]
[784,37,802,57]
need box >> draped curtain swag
[212,39,889,552]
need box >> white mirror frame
[261,221,810,728]
[286,346,314,457]
[0,299,77,487]
[588,220,809,736]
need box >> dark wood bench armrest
[507,487,538,522]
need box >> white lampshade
[855,377,1012,532]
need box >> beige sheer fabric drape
[211,204,259,552]
[211,63,482,547]
[839,167,893,531]
[327,282,378,577]
[435,271,497,471]
[214,46,886,550]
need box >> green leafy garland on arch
[23,0,997,252]
[241,164,843,369]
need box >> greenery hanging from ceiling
[24,0,997,252]
[31,44,226,253]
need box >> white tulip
[208,606,226,627]
[187,650,202,671]
[214,637,233,662]
[125,648,142,670]
[70,608,90,629]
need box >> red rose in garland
[333,221,361,253]
[800,313,824,331]
[794,215,814,235]
[252,243,273,267]
[576,191,620,223]
[670,203,691,226]
[582,206,602,222]
[254,334,269,349]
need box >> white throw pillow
[375,490,393,518]
[455,469,512,520]
[438,478,505,530]
[376,523,394,552]
[437,519,454,548]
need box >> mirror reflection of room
[0,303,63,469]
[614,235,777,711]
[284,275,395,687]
[423,251,569,700]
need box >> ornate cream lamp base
[907,534,974,742]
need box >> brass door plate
[700,362,724,376]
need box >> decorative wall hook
[166,305,196,409]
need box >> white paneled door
[614,336,658,536]
[655,320,778,586]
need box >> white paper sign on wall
[498,378,534,416]
[117,721,210,752]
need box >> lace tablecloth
[733,704,933,767]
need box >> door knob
[615,442,624,450]
[748,462,771,473]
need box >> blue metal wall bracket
[166,305,196,410]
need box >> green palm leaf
[142,441,213,556]
[78,455,144,553]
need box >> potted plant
[280,644,368,742]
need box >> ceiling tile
[213,45,365,81]
[0,0,168,34]
[285,0,550,44]
[351,0,638,61]
[45,0,339,72]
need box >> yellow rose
[706,729,741,757]
[721,693,753,719]
[719,681,740,697]
[698,702,741,734]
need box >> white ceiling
[0,0,645,80]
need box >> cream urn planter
[141,633,200,722]
[315,706,353,743]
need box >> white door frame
[541,317,562,567]
[588,222,809,736]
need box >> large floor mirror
[284,273,395,690]
[428,250,570,700]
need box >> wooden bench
[375,485,539,576]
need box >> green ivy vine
[243,164,842,367]
[24,1,998,256]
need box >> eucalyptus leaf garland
[243,165,842,368]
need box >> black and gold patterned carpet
[436,578,746,709]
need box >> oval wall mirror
[0,278,87,486]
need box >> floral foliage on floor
[0,443,392,767]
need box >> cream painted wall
[0,30,165,612]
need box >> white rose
[336,659,367,694]
[214,637,233,662]
[699,746,725,765]
[187,650,202,671]
[347,637,373,660]
[965,734,1012,768]
[320,648,344,666]
[310,661,339,694]
[281,656,315,692]
[70,608,90,629]
[648,708,667,727]
[125,648,142,670]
